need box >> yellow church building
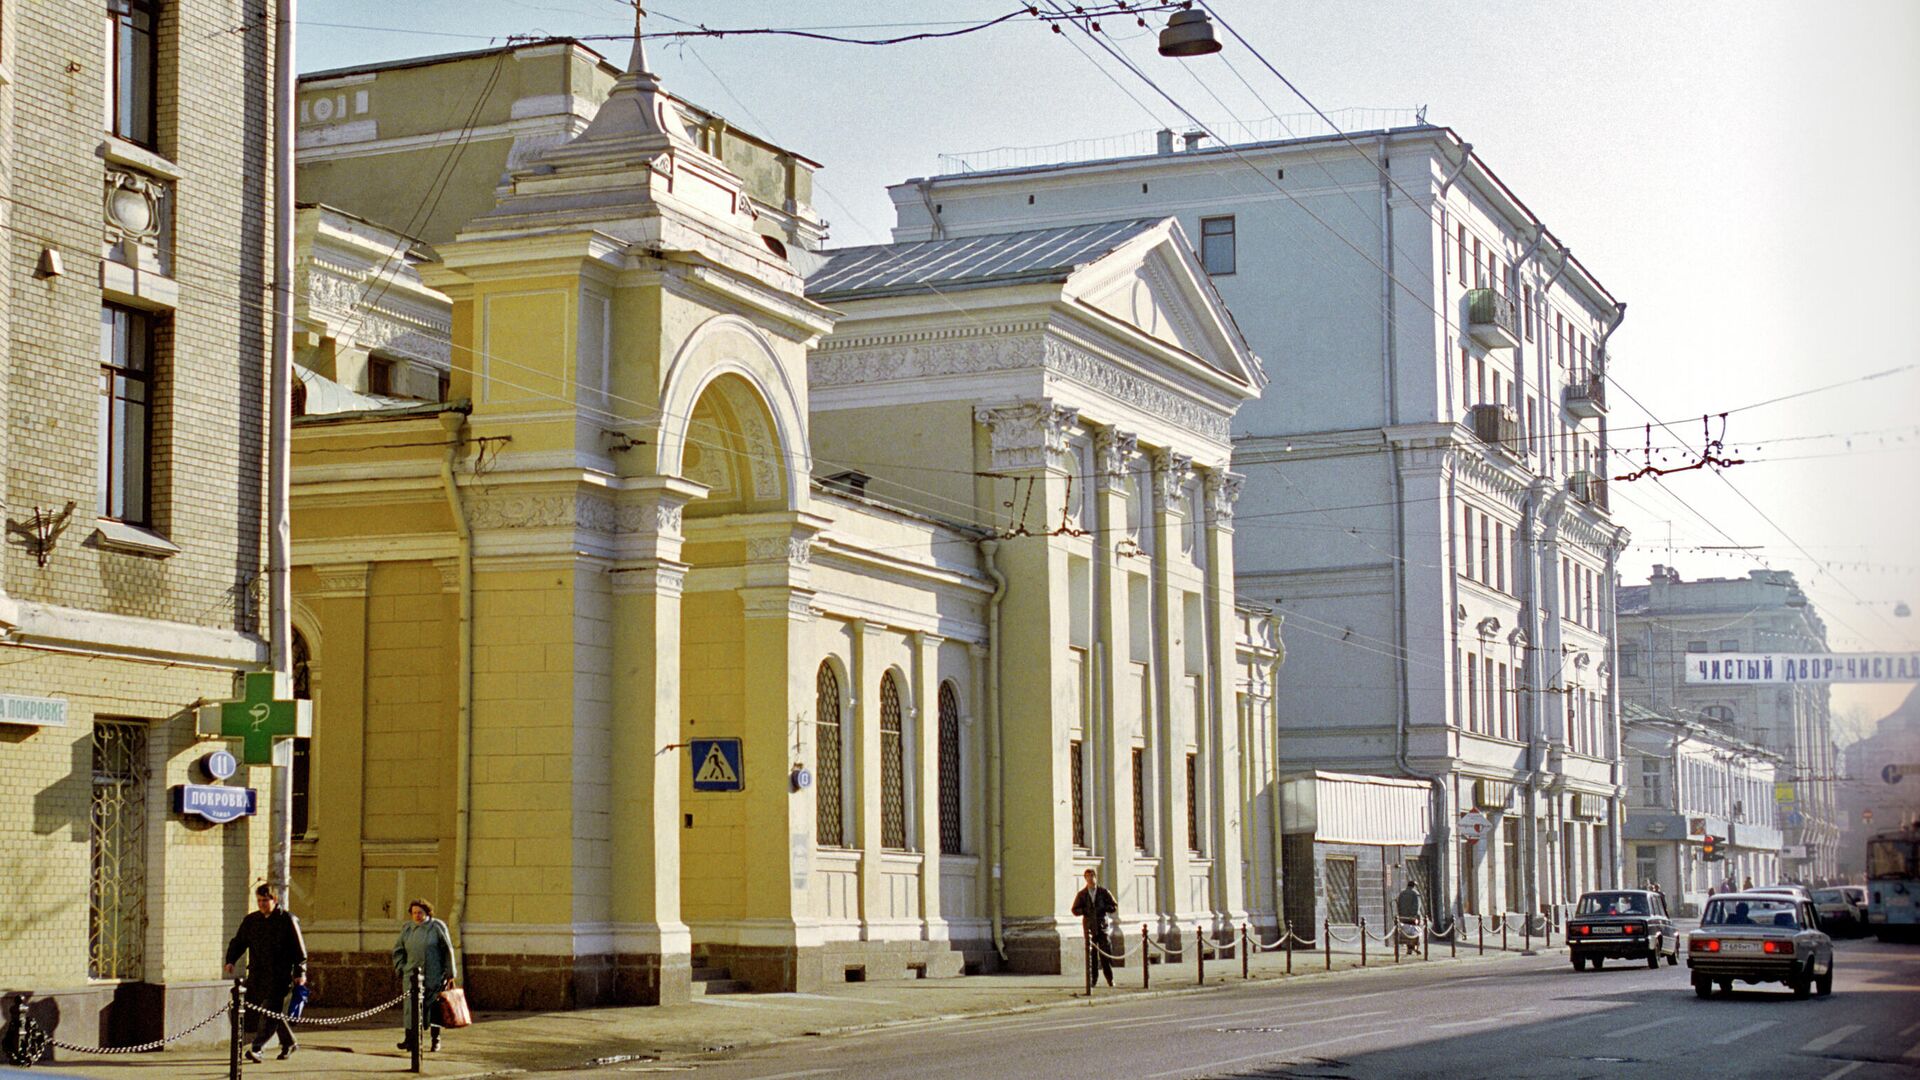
[287,22,1283,1010]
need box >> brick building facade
[0,0,280,1049]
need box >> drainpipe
[1265,628,1286,924]
[980,539,1008,961]
[439,412,474,972]
[1437,141,1473,197]
[266,0,297,902]
[1519,481,1547,924]
[1542,242,1573,296]
[915,179,945,241]
[1604,525,1630,888]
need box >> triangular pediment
[1063,220,1265,393]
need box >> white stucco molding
[4,601,265,669]
[974,399,1079,473]
[657,313,811,510]
[1150,447,1195,505]
[1092,426,1139,486]
[1202,469,1244,526]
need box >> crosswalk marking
[1905,1037,1920,1060]
[1801,1024,1863,1052]
[1819,1062,1866,1080]
[1608,1015,1684,1039]
[1712,1020,1777,1045]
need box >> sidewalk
[33,934,1563,1079]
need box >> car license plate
[1595,927,1621,934]
[1721,941,1762,954]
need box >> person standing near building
[224,883,308,1062]
[393,898,457,1052]
[1395,881,1425,954]
[1071,868,1119,988]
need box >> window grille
[938,683,963,854]
[291,629,312,839]
[879,673,906,849]
[1326,856,1358,924]
[1186,752,1201,853]
[1131,748,1148,851]
[90,720,148,980]
[815,663,844,846]
[1070,740,1086,848]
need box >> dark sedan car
[1688,892,1834,998]
[1566,889,1679,970]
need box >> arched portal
[678,373,788,518]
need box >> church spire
[556,1,693,152]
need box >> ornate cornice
[465,491,686,535]
[810,331,1232,444]
[974,399,1079,472]
[1041,338,1230,443]
[308,562,370,598]
[746,535,812,567]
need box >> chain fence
[5,985,406,1068]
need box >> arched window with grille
[880,672,907,850]
[937,681,963,854]
[815,662,845,846]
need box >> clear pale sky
[300,0,1920,724]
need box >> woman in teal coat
[392,897,457,1051]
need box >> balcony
[1564,371,1607,418]
[1466,288,1519,350]
[1568,470,1609,512]
[1470,404,1523,460]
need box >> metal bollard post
[1525,918,1533,953]
[1284,920,1293,975]
[1196,924,1205,986]
[229,978,244,1080]
[1502,918,1509,953]
[1478,915,1484,956]
[409,968,424,1074]
[1084,928,1094,996]
[1241,924,1250,980]
[1394,918,1401,963]
[1450,919,1457,959]
[1323,919,1331,971]
[1360,918,1367,967]
[1142,923,1151,989]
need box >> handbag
[436,986,472,1028]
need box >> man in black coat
[1071,868,1119,987]
[225,883,308,1062]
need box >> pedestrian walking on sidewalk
[393,898,457,1053]
[1071,868,1118,987]
[1395,881,1424,954]
[224,883,308,1063]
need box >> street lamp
[1158,7,1222,57]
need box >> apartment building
[0,0,279,1049]
[1619,565,1842,880]
[891,119,1629,922]
[1623,703,1782,914]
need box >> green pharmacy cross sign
[196,671,311,766]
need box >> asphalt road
[553,936,1920,1080]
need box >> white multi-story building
[1623,703,1782,914]
[891,120,1628,922]
[1619,566,1841,880]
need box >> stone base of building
[307,949,692,1010]
[699,938,970,993]
[2,981,232,1055]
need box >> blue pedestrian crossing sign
[691,739,744,792]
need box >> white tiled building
[891,121,1629,922]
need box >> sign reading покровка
[1685,652,1920,685]
[0,694,68,726]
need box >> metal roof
[805,218,1164,302]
